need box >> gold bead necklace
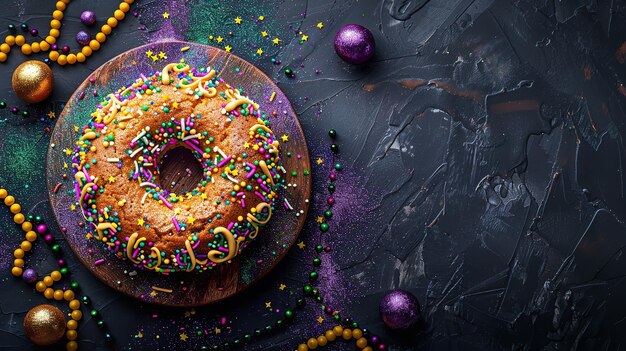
[0,0,134,65]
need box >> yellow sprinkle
[269,91,276,102]
[152,286,173,293]
[181,46,190,52]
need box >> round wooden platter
[46,41,311,307]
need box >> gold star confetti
[150,290,157,297]
[137,331,143,338]
[200,193,208,200]
[244,142,250,148]
[317,22,324,29]
[216,36,223,43]
[301,34,309,41]
[297,241,306,249]
[265,302,272,308]
[256,48,263,55]
[70,204,76,211]
[150,55,158,62]
[132,60,136,65]
[188,216,196,224]
[234,17,242,24]
[272,37,281,45]
[180,333,188,341]
[225,45,232,52]
[279,284,286,291]
[215,328,221,334]
[317,316,324,323]
[63,162,68,168]
[317,216,324,223]
[146,50,153,56]
[317,158,323,164]
[162,12,169,19]
[47,111,55,119]
[281,134,289,142]
[158,51,167,59]
[108,176,116,183]
[138,218,145,226]
[261,31,268,37]
[172,102,179,108]
[259,15,265,21]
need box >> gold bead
[125,0,135,3]
[14,248,24,258]
[44,288,54,299]
[96,32,106,43]
[120,2,130,12]
[0,189,7,198]
[5,36,15,46]
[76,53,86,62]
[0,53,6,62]
[352,329,363,339]
[40,41,50,51]
[15,35,25,46]
[50,19,62,29]
[52,10,64,20]
[342,329,352,340]
[21,241,32,252]
[55,1,66,10]
[10,203,21,213]
[69,299,80,310]
[0,43,10,53]
[14,213,25,224]
[53,290,64,301]
[101,24,112,35]
[317,335,328,347]
[66,320,78,330]
[70,310,82,321]
[81,46,92,57]
[356,337,368,349]
[66,330,78,341]
[89,40,100,51]
[43,276,53,286]
[50,270,62,281]
[14,258,24,267]
[57,54,67,65]
[45,36,56,45]
[11,60,54,103]
[22,221,32,231]
[333,326,343,337]
[66,54,77,65]
[4,195,15,206]
[31,42,40,53]
[297,344,308,351]
[63,290,75,301]
[66,341,78,351]
[36,281,47,292]
[49,50,59,61]
[114,9,125,20]
[26,230,37,242]
[23,304,66,346]
[307,338,318,349]
[362,347,373,351]
[325,330,336,342]
[107,17,118,28]
[49,29,61,38]
[11,266,23,277]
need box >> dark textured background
[1,0,626,350]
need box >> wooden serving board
[46,41,311,307]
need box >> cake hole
[158,146,204,194]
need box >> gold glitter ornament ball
[12,60,54,103]
[23,304,66,346]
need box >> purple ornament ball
[76,31,91,46]
[334,24,375,64]
[22,268,38,284]
[80,10,97,26]
[379,289,421,330]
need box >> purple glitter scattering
[334,24,376,64]
[379,289,421,330]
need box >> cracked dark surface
[1,0,626,350]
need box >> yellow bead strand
[296,326,371,351]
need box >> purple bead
[37,224,47,234]
[329,173,336,181]
[327,197,335,205]
[57,259,65,267]
[75,30,91,46]
[51,44,58,51]
[44,234,53,243]
[22,268,37,284]
[61,45,70,54]
[334,24,376,64]
[10,107,18,114]
[371,336,379,344]
[379,289,421,330]
[80,10,97,26]
[378,344,387,350]
[29,29,38,37]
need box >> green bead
[291,171,297,176]
[254,329,262,336]
[82,296,89,303]
[0,101,6,108]
[334,163,343,171]
[303,284,313,295]
[312,288,319,296]
[330,144,338,153]
[244,334,252,342]
[313,258,321,267]
[284,68,293,77]
[97,320,104,327]
[70,281,79,290]
[315,245,323,253]
[35,215,42,222]
[315,295,323,303]
[309,272,318,282]
[352,321,359,329]
[284,309,294,319]
[233,339,241,345]
[296,298,306,307]
[51,244,61,253]
[90,309,98,317]
[320,223,329,232]
[333,314,341,321]
[328,129,337,138]
[265,325,272,332]
[324,210,333,218]
[60,267,68,275]
[275,319,284,327]
[328,184,335,192]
